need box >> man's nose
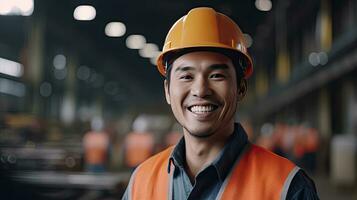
[190,76,212,97]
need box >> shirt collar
[168,135,186,173]
[167,123,248,181]
[212,123,248,180]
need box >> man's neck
[183,123,235,182]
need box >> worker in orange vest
[124,131,155,168]
[83,117,109,173]
[122,7,318,200]
[83,130,109,172]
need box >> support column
[26,16,45,114]
[275,1,290,84]
[318,0,332,51]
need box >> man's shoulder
[287,170,319,199]
[249,144,295,166]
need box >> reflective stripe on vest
[128,144,298,200]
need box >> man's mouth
[188,104,218,114]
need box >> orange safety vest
[127,143,299,200]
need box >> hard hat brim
[156,46,253,78]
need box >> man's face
[164,51,241,138]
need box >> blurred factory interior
[0,0,357,199]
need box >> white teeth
[190,105,215,113]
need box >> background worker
[122,7,319,200]
[83,117,109,173]
[123,129,155,169]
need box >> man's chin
[184,126,215,138]
[189,132,214,138]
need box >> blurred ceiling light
[149,57,156,66]
[53,54,66,70]
[308,52,319,66]
[139,43,159,58]
[308,51,328,66]
[39,82,52,97]
[77,65,91,80]
[149,51,161,66]
[105,22,126,37]
[255,0,272,12]
[0,2,12,15]
[318,52,328,65]
[0,57,24,77]
[0,78,25,97]
[126,35,146,49]
[243,33,253,48]
[0,0,34,16]
[73,5,96,21]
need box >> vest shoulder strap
[129,146,174,200]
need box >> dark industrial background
[0,0,356,199]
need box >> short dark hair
[164,48,245,86]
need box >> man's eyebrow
[174,64,229,73]
[209,64,229,71]
[174,66,195,73]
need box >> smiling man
[122,7,319,200]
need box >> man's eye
[179,75,193,80]
[210,74,225,79]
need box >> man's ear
[237,79,247,101]
[164,80,171,105]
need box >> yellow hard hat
[156,7,253,78]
